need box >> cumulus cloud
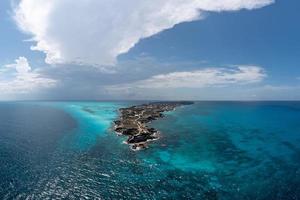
[107,66,266,91]
[5,56,31,74]
[0,57,57,94]
[14,0,274,66]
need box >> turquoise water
[0,101,299,199]
[50,102,125,150]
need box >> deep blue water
[0,101,299,199]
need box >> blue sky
[0,0,299,100]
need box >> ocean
[0,101,299,199]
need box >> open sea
[0,101,299,200]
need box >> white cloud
[258,85,296,91]
[14,0,274,66]
[5,56,31,74]
[107,66,266,91]
[0,57,57,94]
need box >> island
[113,101,194,150]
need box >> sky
[0,0,299,100]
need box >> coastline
[113,101,194,150]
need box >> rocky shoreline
[113,101,194,150]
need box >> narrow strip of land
[113,101,193,150]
